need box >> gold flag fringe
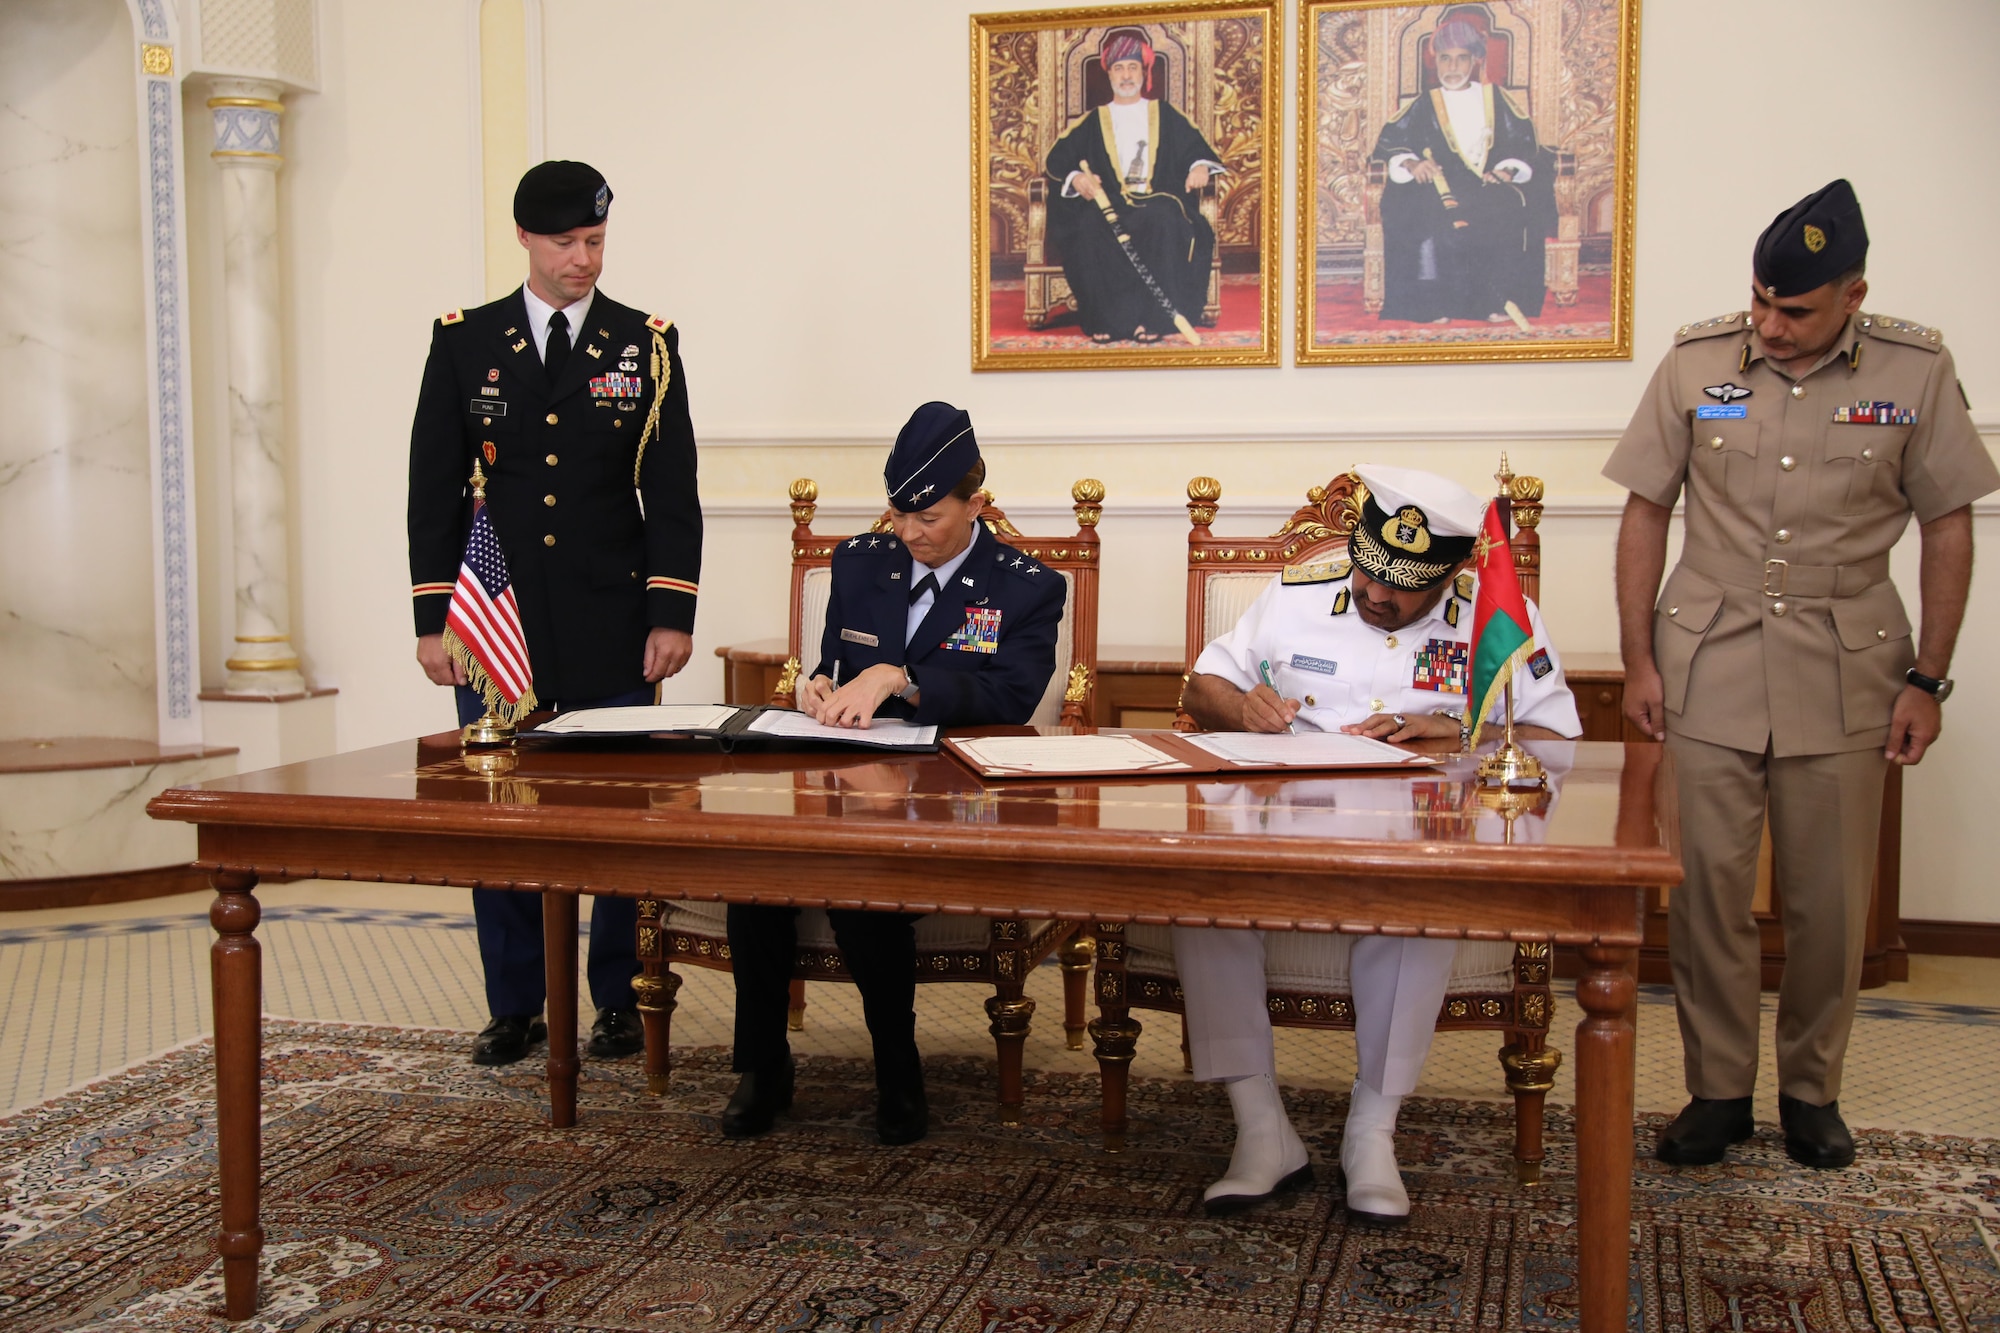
[633,326,672,487]
[441,627,539,725]
[1466,639,1536,751]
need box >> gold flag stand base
[1475,680,1547,790]
[462,710,516,748]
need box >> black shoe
[586,1007,644,1059]
[1779,1095,1855,1169]
[721,1063,795,1139]
[1655,1096,1754,1165]
[875,1062,929,1146]
[471,1015,547,1066]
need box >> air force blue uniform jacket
[813,520,1065,727]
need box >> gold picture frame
[972,0,1282,371]
[1295,0,1640,365]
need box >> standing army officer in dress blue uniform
[722,402,1067,1145]
[407,161,703,1066]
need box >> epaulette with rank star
[842,533,902,554]
[1674,312,1752,344]
[1858,313,1943,352]
[994,548,1046,579]
[1282,557,1351,585]
[438,308,464,326]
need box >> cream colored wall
[223,0,1997,919]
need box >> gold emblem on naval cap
[1803,223,1826,253]
[1383,505,1433,554]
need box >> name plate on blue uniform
[1695,404,1747,419]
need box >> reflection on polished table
[147,728,1679,1330]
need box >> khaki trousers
[1665,732,1887,1104]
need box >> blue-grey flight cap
[885,402,980,512]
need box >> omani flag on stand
[1467,501,1536,748]
[442,495,539,723]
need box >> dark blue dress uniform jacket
[813,521,1065,727]
[406,287,701,701]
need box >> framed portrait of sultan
[972,1,1281,371]
[1296,0,1640,364]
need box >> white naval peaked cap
[1354,464,1486,538]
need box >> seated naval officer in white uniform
[1177,465,1581,1220]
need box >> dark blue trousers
[456,684,651,1017]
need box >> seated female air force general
[1177,465,1581,1220]
[722,402,1068,1146]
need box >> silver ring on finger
[1392,714,1408,728]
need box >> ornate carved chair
[1359,1,1581,315]
[1090,469,1565,1184]
[1022,40,1225,330]
[631,479,1107,1124]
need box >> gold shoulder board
[1859,313,1943,352]
[439,308,464,326]
[1454,571,1475,601]
[1674,312,1751,344]
[645,313,672,333]
[1283,557,1351,585]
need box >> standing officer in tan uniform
[1606,179,1997,1169]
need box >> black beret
[885,402,980,513]
[1753,179,1867,298]
[514,160,612,234]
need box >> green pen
[1259,659,1296,733]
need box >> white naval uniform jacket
[1193,567,1582,739]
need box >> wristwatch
[1441,708,1470,751]
[1906,668,1953,703]
[895,667,921,703]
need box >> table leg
[210,870,264,1321]
[1574,944,1637,1333]
[544,892,579,1128]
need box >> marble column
[209,78,304,696]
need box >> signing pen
[1259,659,1296,733]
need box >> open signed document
[945,728,1435,779]
[527,705,938,752]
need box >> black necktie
[909,572,939,606]
[544,310,570,385]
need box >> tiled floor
[4,881,1997,1138]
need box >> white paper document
[535,704,739,734]
[1182,731,1427,767]
[744,709,938,748]
[953,734,1190,775]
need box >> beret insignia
[1803,223,1826,253]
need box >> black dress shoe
[1779,1095,1855,1169]
[471,1015,547,1067]
[875,1064,929,1146]
[1655,1096,1754,1165]
[721,1063,795,1139]
[586,1007,644,1059]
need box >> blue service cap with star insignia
[514,160,612,234]
[885,401,980,512]
[1753,179,1867,299]
[1347,464,1484,592]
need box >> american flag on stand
[442,496,538,719]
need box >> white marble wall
[0,755,236,879]
[0,0,158,742]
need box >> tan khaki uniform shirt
[1605,312,1998,757]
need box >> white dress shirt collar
[521,284,595,363]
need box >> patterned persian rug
[1,1022,1995,1332]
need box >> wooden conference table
[148,728,1679,1329]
